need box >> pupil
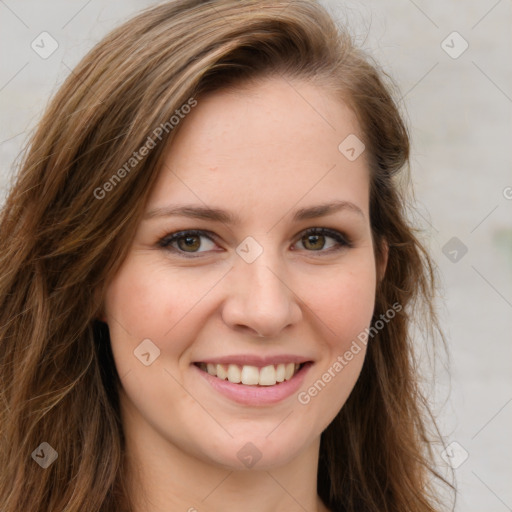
[305,234,324,250]
[180,236,199,251]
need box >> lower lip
[192,363,313,406]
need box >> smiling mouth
[194,362,307,386]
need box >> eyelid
[299,227,352,249]
[158,229,219,255]
[158,227,352,257]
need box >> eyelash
[158,227,352,258]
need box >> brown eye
[177,235,201,252]
[159,230,217,257]
[302,233,326,251]
[295,228,351,254]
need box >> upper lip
[193,355,313,367]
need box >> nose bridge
[243,246,286,299]
[223,239,301,337]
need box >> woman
[0,1,452,510]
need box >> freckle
[209,166,218,172]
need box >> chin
[192,428,315,471]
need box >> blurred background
[0,1,511,510]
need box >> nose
[221,249,302,338]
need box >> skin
[103,75,387,512]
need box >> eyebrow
[143,200,365,224]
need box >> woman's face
[104,76,383,470]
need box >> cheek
[103,257,222,365]
[303,256,377,350]
[105,262,169,340]
[294,254,376,420]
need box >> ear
[376,238,389,284]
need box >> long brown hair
[0,1,452,510]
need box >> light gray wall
[1,1,510,510]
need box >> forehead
[149,76,370,221]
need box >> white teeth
[199,362,303,386]
[276,363,286,382]
[241,365,260,385]
[216,364,228,380]
[227,364,241,383]
[258,365,277,386]
[284,363,295,380]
